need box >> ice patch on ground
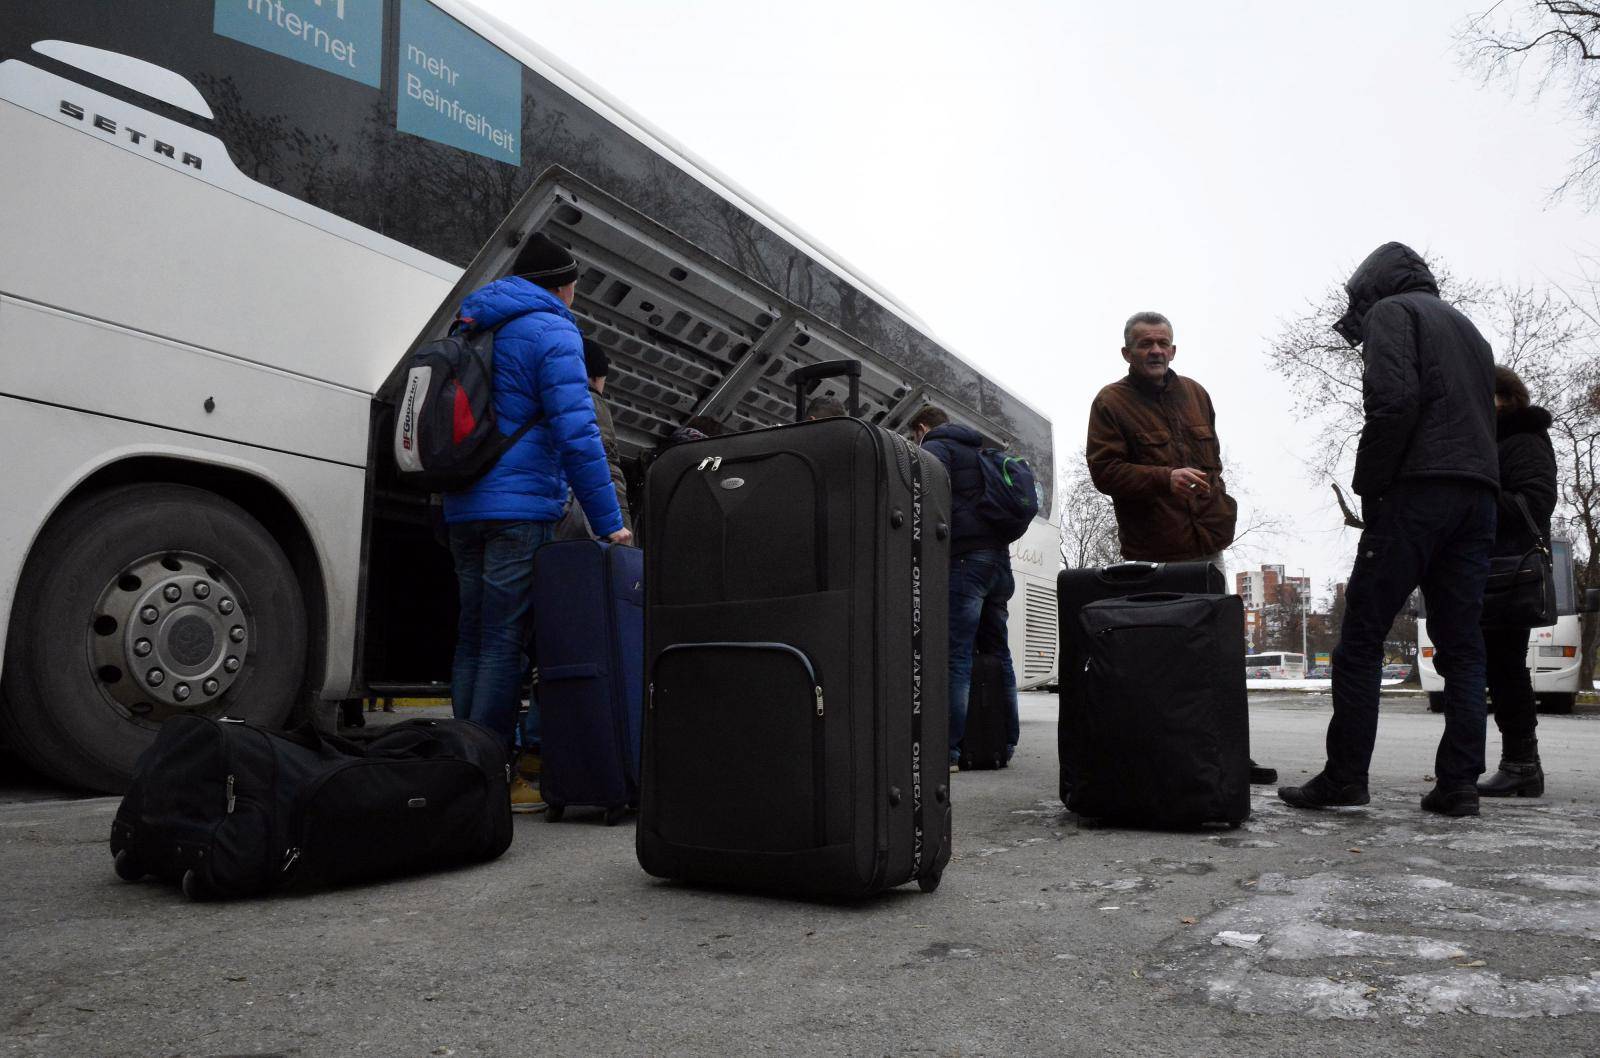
[1150,867,1600,1019]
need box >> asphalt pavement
[3,691,1599,1057]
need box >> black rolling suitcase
[958,653,1009,771]
[1057,560,1224,804]
[637,360,953,897]
[110,715,512,899]
[1073,593,1250,826]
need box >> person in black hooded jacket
[910,405,1020,771]
[1280,242,1498,818]
[1478,367,1558,797]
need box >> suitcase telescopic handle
[787,359,862,422]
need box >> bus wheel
[0,484,306,793]
[1536,693,1575,715]
[1427,693,1445,713]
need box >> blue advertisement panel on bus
[213,0,384,88]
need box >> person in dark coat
[910,405,1020,770]
[1478,367,1558,797]
[1281,242,1498,817]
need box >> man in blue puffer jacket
[910,404,1020,772]
[445,233,630,811]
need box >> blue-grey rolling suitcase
[531,540,644,824]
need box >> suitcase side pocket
[648,641,826,853]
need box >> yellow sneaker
[509,775,546,813]
[517,753,542,781]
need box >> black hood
[1333,242,1440,347]
[1497,404,1553,440]
[924,422,984,448]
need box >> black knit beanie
[510,232,579,288]
[583,337,610,380]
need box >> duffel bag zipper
[650,641,826,845]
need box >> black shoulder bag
[1480,494,1557,629]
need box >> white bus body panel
[1008,519,1061,689]
[0,394,364,698]
[1418,616,1583,695]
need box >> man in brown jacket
[1087,311,1237,562]
[1085,311,1273,784]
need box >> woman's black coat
[1494,405,1557,557]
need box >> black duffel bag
[1481,495,1557,629]
[111,715,512,899]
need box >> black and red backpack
[391,317,541,492]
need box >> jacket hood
[458,275,574,331]
[1498,404,1553,440]
[1334,242,1439,346]
[925,423,984,447]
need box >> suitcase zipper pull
[815,686,824,717]
[696,457,712,471]
[225,774,236,815]
[647,682,655,711]
[281,847,300,873]
[711,455,722,471]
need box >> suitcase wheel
[603,806,627,827]
[113,849,145,882]
[545,804,565,823]
[180,869,210,902]
[917,870,942,894]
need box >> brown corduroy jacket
[1086,368,1237,562]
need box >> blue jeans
[948,548,1020,762]
[1325,480,1495,787]
[448,520,553,750]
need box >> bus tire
[1427,692,1445,713]
[1536,693,1575,715]
[0,484,306,793]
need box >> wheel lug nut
[163,585,181,603]
[229,626,245,643]
[219,598,235,615]
[146,669,165,687]
[140,607,159,624]
[202,678,219,695]
[224,657,241,673]
[194,582,211,599]
[133,639,152,658]
[174,683,191,702]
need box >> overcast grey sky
[474,0,1599,598]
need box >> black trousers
[1485,625,1538,747]
[1325,480,1496,787]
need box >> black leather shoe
[1477,761,1544,798]
[1278,773,1369,809]
[1249,760,1278,785]
[1421,784,1480,817]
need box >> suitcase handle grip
[787,359,861,422]
[1098,562,1161,581]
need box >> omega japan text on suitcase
[958,653,1009,771]
[532,539,645,824]
[1056,560,1225,804]
[110,715,513,899]
[637,398,953,896]
[1074,592,1250,826]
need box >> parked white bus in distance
[1417,539,1585,713]
[0,1,1059,791]
[1246,652,1307,679]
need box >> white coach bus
[0,1,1058,791]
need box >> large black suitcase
[958,653,1010,771]
[637,370,953,897]
[1074,593,1250,826]
[110,715,512,899]
[1057,560,1225,803]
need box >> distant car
[1309,665,1331,679]
[1382,664,1413,680]
[1247,667,1272,679]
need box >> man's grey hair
[806,395,848,420]
[1122,311,1173,348]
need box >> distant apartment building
[1235,563,1312,651]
